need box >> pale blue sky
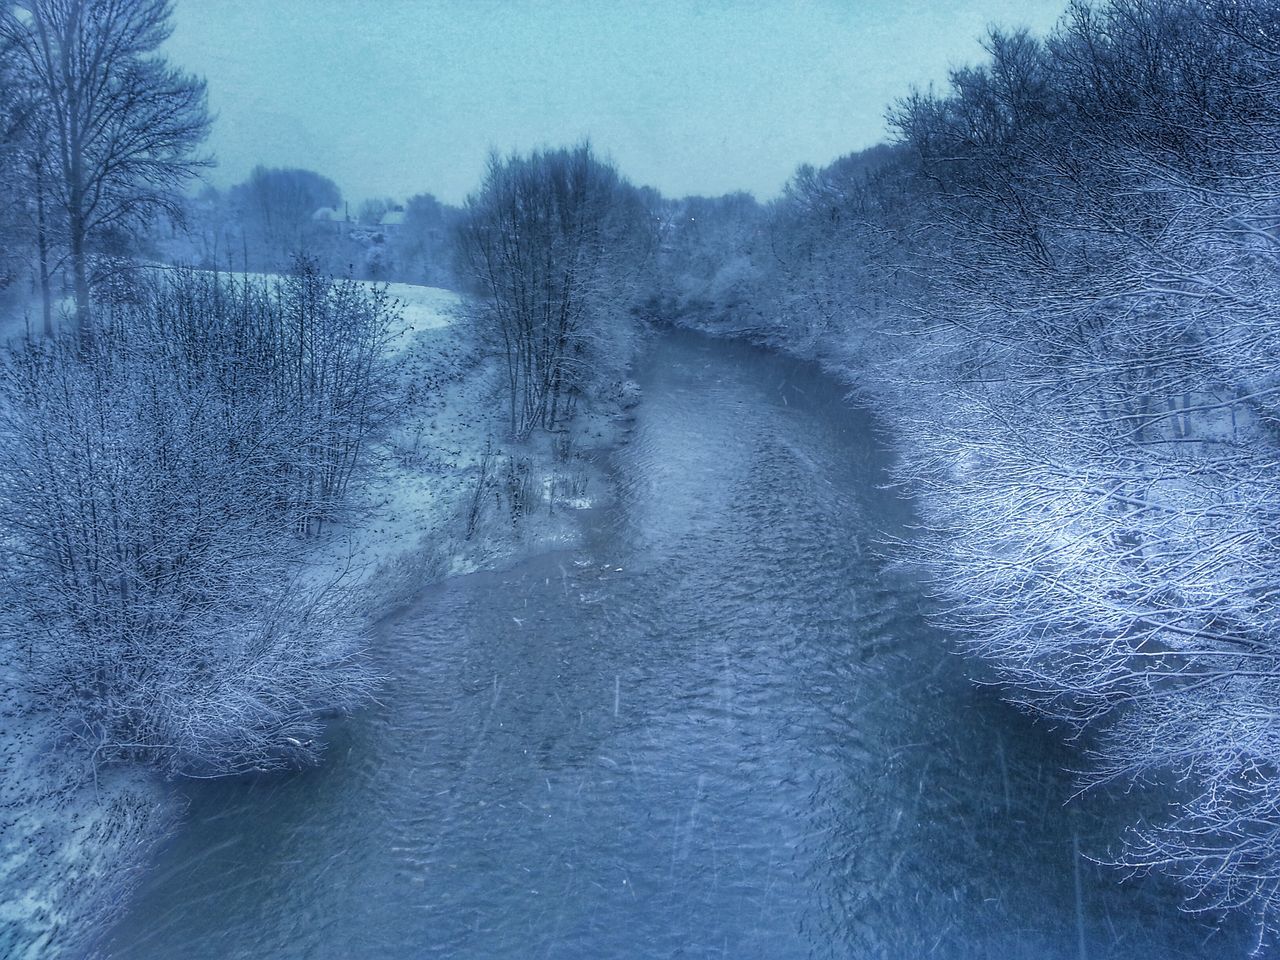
[166,0,1067,206]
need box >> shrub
[0,264,393,775]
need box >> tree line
[181,167,462,287]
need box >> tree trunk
[35,171,53,338]
[68,102,91,346]
[70,213,91,346]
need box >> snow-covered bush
[0,264,392,775]
[878,9,1280,938]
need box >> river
[105,330,1244,958]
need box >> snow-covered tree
[728,0,1280,943]
[226,166,341,270]
[456,144,653,438]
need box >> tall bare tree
[457,144,652,438]
[0,0,32,309]
[0,0,209,342]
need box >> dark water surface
[106,331,1244,958]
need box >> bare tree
[457,144,652,438]
[228,165,342,269]
[0,4,19,241]
[0,0,209,343]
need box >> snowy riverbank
[0,280,636,959]
[308,282,636,616]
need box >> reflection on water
[106,330,1243,958]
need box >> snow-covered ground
[0,277,633,959]
[383,280,455,339]
[0,272,455,344]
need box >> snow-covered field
[383,280,455,339]
[0,277,631,959]
[0,272,456,345]
[303,285,502,604]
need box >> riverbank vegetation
[0,0,642,786]
[0,265,393,777]
[658,0,1280,946]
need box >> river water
[106,330,1243,958]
